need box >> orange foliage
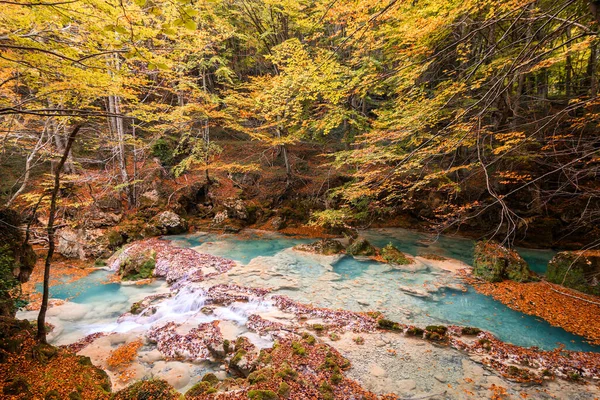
[107,339,143,371]
[471,279,600,345]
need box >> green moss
[547,251,600,295]
[461,327,482,335]
[277,382,290,398]
[319,382,334,400]
[328,332,340,341]
[346,237,376,257]
[68,391,83,400]
[223,339,231,353]
[381,243,411,265]
[291,341,306,356]
[247,389,278,400]
[406,327,424,337]
[331,371,343,385]
[185,381,213,397]
[2,376,31,396]
[310,324,325,333]
[130,301,143,315]
[473,240,532,283]
[302,332,316,344]
[201,372,220,386]
[377,319,403,331]
[247,371,267,384]
[425,325,448,335]
[230,349,247,367]
[275,364,298,380]
[113,379,178,400]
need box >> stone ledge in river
[108,238,236,284]
[381,243,413,265]
[472,240,533,283]
[547,250,600,296]
[293,238,345,255]
[346,237,377,257]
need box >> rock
[547,250,600,295]
[229,337,259,377]
[139,189,161,209]
[381,243,412,265]
[472,240,533,282]
[57,228,83,259]
[434,374,446,383]
[95,194,123,212]
[57,228,110,260]
[396,379,417,392]
[369,364,387,377]
[294,239,345,255]
[398,285,430,298]
[82,209,121,229]
[224,199,249,220]
[213,211,228,225]
[151,211,188,235]
[271,216,285,230]
[346,237,377,257]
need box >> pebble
[434,374,446,383]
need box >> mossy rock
[547,251,600,295]
[201,372,220,386]
[472,240,533,282]
[377,318,403,331]
[3,376,31,396]
[277,382,290,398]
[381,243,412,265]
[68,391,83,400]
[113,379,178,400]
[346,237,376,257]
[247,389,279,400]
[185,381,216,397]
[120,250,156,281]
[294,239,345,256]
[32,343,58,364]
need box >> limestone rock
[472,240,533,282]
[547,250,600,295]
[57,228,110,260]
[224,199,249,220]
[294,239,345,255]
[346,237,377,257]
[151,211,188,235]
[381,243,412,265]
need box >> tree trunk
[37,124,81,343]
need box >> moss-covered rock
[3,376,31,397]
[381,243,412,265]
[472,240,533,282]
[346,237,376,257]
[185,381,217,397]
[113,379,178,400]
[248,389,279,400]
[119,250,156,281]
[294,239,345,256]
[547,250,600,295]
[151,211,188,235]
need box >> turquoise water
[167,229,595,352]
[23,228,595,352]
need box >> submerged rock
[346,237,377,257]
[294,239,345,255]
[472,240,533,282]
[547,250,600,295]
[381,243,412,265]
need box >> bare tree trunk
[6,119,50,207]
[37,124,81,343]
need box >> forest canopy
[1,0,599,248]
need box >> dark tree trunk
[36,125,81,343]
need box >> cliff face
[0,208,36,317]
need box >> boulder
[82,209,121,229]
[472,240,533,282]
[346,237,377,257]
[151,211,188,235]
[547,250,600,295]
[224,199,249,220]
[111,247,156,281]
[57,228,110,260]
[381,243,412,265]
[294,239,345,255]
